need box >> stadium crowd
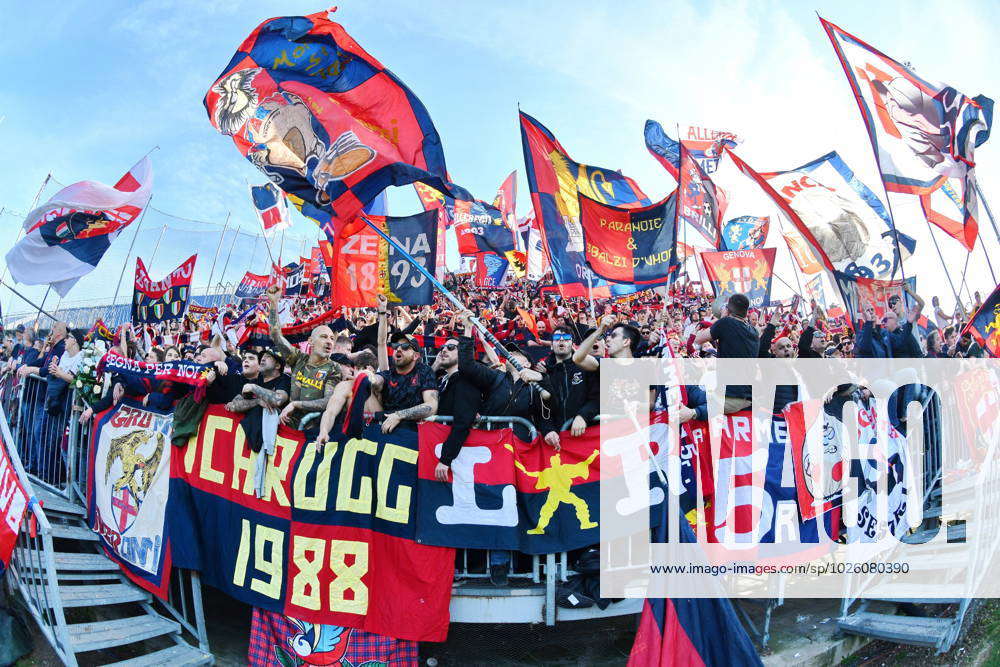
[0,273,987,579]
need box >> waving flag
[761,151,911,278]
[701,248,777,308]
[329,210,438,307]
[465,201,515,255]
[132,255,197,324]
[248,182,291,236]
[833,272,915,325]
[644,120,741,182]
[520,111,651,298]
[235,271,269,300]
[822,17,992,251]
[6,158,152,297]
[493,170,520,246]
[524,211,549,280]
[962,282,1000,356]
[475,252,509,289]
[204,10,472,230]
[282,262,304,297]
[678,143,726,248]
[84,319,115,346]
[579,193,679,284]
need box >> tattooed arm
[266,286,296,360]
[225,396,260,413]
[242,383,288,410]
[381,389,438,433]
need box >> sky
[1,0,998,317]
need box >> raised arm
[376,294,389,372]
[573,315,614,371]
[266,285,295,358]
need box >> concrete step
[50,524,98,542]
[58,583,149,608]
[838,611,953,650]
[101,644,214,666]
[68,615,180,653]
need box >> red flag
[516,307,538,339]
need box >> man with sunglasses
[431,338,482,482]
[545,325,599,438]
[364,296,438,434]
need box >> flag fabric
[467,201,516,255]
[644,120,682,181]
[962,282,1000,356]
[516,307,539,339]
[578,193,679,284]
[493,169,520,248]
[132,255,197,324]
[832,272,915,325]
[235,271,270,300]
[204,10,471,231]
[782,230,824,275]
[282,262,304,297]
[329,210,438,307]
[679,143,726,248]
[627,484,762,667]
[644,120,741,181]
[822,17,993,251]
[474,252,509,289]
[6,158,153,297]
[248,182,291,236]
[525,211,549,280]
[805,274,828,310]
[761,151,908,278]
[84,319,115,346]
[520,111,651,298]
[720,216,769,251]
[0,427,28,574]
[701,248,777,308]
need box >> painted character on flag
[106,431,165,534]
[721,215,769,251]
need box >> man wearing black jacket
[432,337,482,482]
[544,326,598,437]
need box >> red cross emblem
[111,487,139,533]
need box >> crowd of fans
[0,273,990,579]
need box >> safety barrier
[2,375,211,662]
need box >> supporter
[265,285,340,433]
[693,294,758,413]
[314,350,381,447]
[365,295,438,433]
[430,337,482,481]
[952,330,984,358]
[573,314,640,371]
[797,302,827,359]
[545,325,598,437]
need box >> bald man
[266,285,340,430]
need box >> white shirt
[59,350,82,376]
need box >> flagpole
[206,212,231,295]
[361,216,529,371]
[920,215,962,306]
[111,194,153,308]
[33,286,52,328]
[219,225,241,290]
[1,280,57,322]
[3,172,52,320]
[974,183,1000,283]
[147,224,167,268]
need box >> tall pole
[111,195,153,307]
[974,183,1000,283]
[206,213,231,294]
[219,226,241,289]
[147,224,167,268]
[33,286,52,328]
[4,173,52,318]
[1,280,57,321]
[248,234,259,273]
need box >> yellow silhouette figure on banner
[506,445,599,534]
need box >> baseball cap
[389,332,419,350]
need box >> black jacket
[435,370,483,466]
[545,356,599,430]
[458,336,554,441]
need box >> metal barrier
[11,373,74,499]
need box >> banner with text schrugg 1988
[88,401,173,598]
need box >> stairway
[18,486,214,666]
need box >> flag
[329,210,438,306]
[822,17,992,251]
[962,282,1000,356]
[465,201,516,255]
[6,158,153,297]
[84,319,114,346]
[516,307,538,339]
[282,262,304,297]
[644,120,681,180]
[701,248,777,308]
[235,271,270,300]
[678,143,726,248]
[248,182,291,236]
[832,272,915,325]
[474,252,508,289]
[805,274,827,310]
[132,255,197,324]
[578,193,679,284]
[493,169,520,247]
[520,111,651,298]
[204,10,472,230]
[720,216,769,251]
[782,230,824,275]
[524,211,548,280]
[761,151,911,278]
[644,120,741,181]
[628,485,762,667]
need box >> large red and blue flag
[520,111,653,298]
[701,248,777,309]
[962,282,1000,357]
[679,143,726,248]
[132,255,197,324]
[6,158,153,297]
[822,17,992,251]
[578,192,680,285]
[204,10,472,230]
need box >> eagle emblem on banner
[105,431,165,534]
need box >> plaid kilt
[249,607,419,666]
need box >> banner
[762,151,904,278]
[98,350,214,393]
[168,406,455,642]
[329,210,438,307]
[832,272,916,324]
[782,230,823,275]
[282,262,304,297]
[578,193,679,284]
[132,255,197,324]
[643,120,740,180]
[720,216,769,252]
[474,252,509,289]
[822,17,992,251]
[204,11,472,231]
[520,111,650,298]
[679,143,725,248]
[701,248,777,308]
[89,402,173,597]
[6,157,153,297]
[236,271,270,300]
[249,182,292,236]
[963,281,1000,356]
[493,170,520,249]
[0,424,28,573]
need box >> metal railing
[2,371,210,660]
